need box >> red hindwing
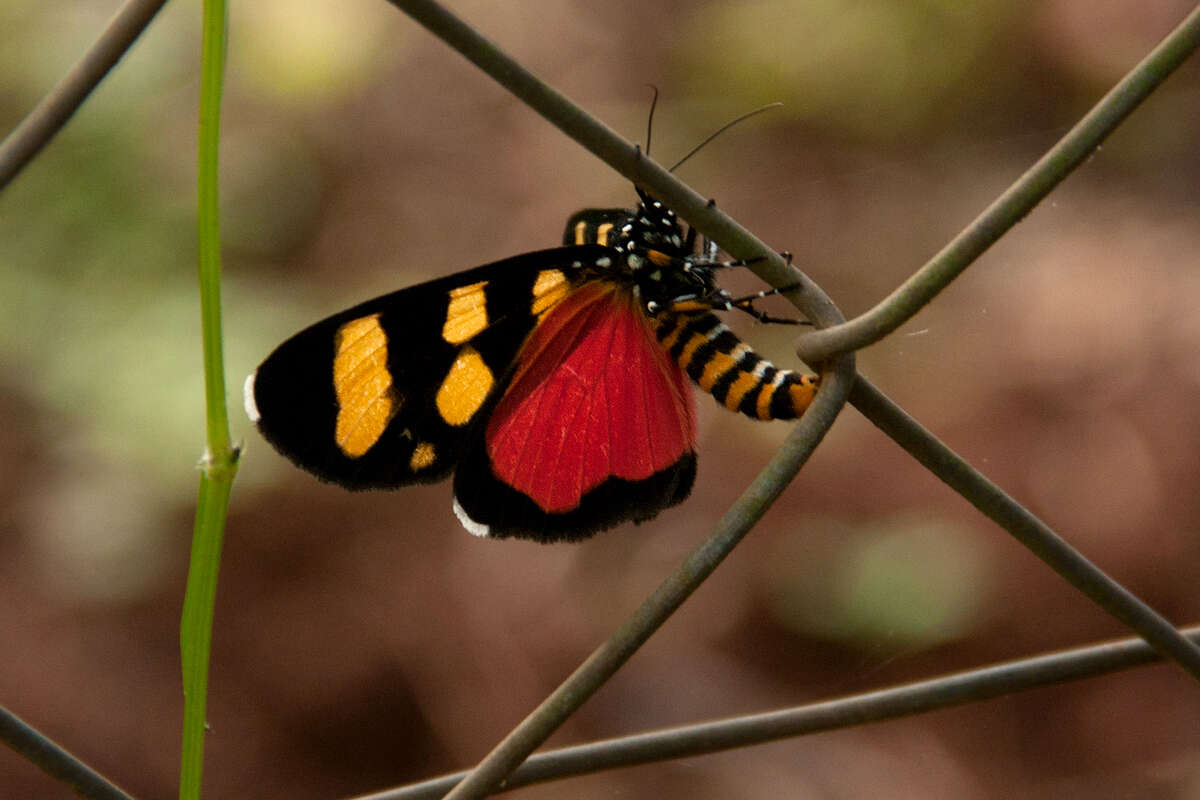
[485,281,697,514]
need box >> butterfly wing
[452,280,698,541]
[246,247,599,489]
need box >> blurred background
[2,0,1199,797]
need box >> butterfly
[244,186,819,542]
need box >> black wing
[246,246,605,489]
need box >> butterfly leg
[706,248,803,323]
[727,288,809,325]
[707,249,795,271]
[667,287,805,325]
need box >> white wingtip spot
[453,497,491,538]
[243,371,261,423]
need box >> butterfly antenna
[645,84,660,157]
[668,102,783,173]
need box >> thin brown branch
[0,0,169,191]
[353,625,1200,799]
[0,705,135,800]
[848,377,1200,679]
[379,3,856,797]
[793,4,1200,362]
[378,0,1200,796]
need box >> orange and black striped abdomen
[653,311,819,421]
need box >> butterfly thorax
[562,189,719,318]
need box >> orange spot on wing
[333,315,399,457]
[442,281,489,344]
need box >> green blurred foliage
[0,0,401,601]
[765,515,989,647]
[676,0,1020,140]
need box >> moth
[245,187,818,541]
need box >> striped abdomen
[653,312,819,420]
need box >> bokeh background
[2,0,1199,797]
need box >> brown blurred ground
[1,0,1198,797]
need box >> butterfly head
[613,187,688,257]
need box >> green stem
[179,476,233,799]
[195,0,231,459]
[179,0,235,797]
